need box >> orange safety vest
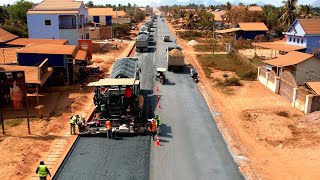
[151,121,157,132]
[105,121,111,130]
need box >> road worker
[70,115,77,135]
[35,160,51,180]
[105,119,112,139]
[150,119,157,141]
[155,114,161,135]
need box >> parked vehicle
[166,46,185,71]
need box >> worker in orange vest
[105,119,112,139]
[150,119,157,141]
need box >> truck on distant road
[136,34,149,52]
[166,46,185,71]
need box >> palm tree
[279,0,298,28]
[300,4,312,18]
[225,1,232,25]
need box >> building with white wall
[27,0,89,45]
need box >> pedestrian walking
[105,119,112,139]
[35,161,51,180]
[150,119,157,141]
[70,115,77,135]
[77,115,83,133]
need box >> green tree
[299,4,312,18]
[0,6,9,22]
[7,0,34,24]
[197,9,215,31]
[279,0,298,28]
[85,1,94,8]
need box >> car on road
[163,35,170,42]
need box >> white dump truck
[166,46,185,71]
[136,34,149,52]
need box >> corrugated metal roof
[0,65,53,85]
[298,19,320,35]
[74,50,87,60]
[306,82,320,95]
[248,6,263,12]
[87,78,136,86]
[27,10,79,14]
[216,28,241,34]
[28,0,82,11]
[252,41,306,52]
[110,58,137,78]
[263,51,314,67]
[238,22,268,31]
[6,38,68,46]
[137,34,149,41]
[88,8,126,18]
[18,44,77,56]
[0,48,19,65]
[0,28,18,43]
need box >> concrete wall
[27,14,60,39]
[295,57,320,85]
[286,35,307,47]
[59,29,82,45]
[306,36,320,53]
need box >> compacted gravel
[54,136,150,180]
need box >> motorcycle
[192,72,199,83]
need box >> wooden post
[1,113,5,135]
[36,84,39,106]
[25,94,30,134]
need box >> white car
[163,35,170,42]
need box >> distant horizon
[0,0,317,7]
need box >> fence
[257,66,316,114]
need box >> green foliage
[112,24,130,37]
[5,118,24,127]
[7,0,34,24]
[85,1,94,8]
[0,24,27,37]
[279,0,298,28]
[0,6,9,22]
[178,31,202,40]
[236,70,257,81]
[196,9,215,31]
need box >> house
[17,44,87,85]
[283,19,320,54]
[248,6,263,12]
[263,51,320,85]
[6,38,68,47]
[88,8,130,25]
[206,10,225,29]
[27,0,89,45]
[0,28,18,45]
[235,22,268,39]
[0,48,20,65]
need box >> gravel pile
[187,40,198,46]
[55,136,150,180]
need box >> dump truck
[144,20,153,29]
[166,46,185,71]
[83,58,149,135]
[136,34,149,52]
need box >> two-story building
[88,8,129,25]
[283,19,320,54]
[27,0,89,45]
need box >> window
[297,39,300,43]
[289,37,292,42]
[45,20,51,25]
[293,38,295,43]
[301,39,304,44]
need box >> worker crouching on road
[35,160,51,180]
[155,114,161,135]
[105,119,112,139]
[150,119,157,141]
[70,115,78,135]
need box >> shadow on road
[164,79,175,85]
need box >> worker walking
[150,119,157,141]
[70,115,77,135]
[35,160,51,180]
[155,114,161,135]
[105,119,112,139]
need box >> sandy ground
[0,39,135,180]
[167,19,320,179]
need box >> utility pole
[212,25,215,55]
[116,6,118,25]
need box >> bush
[224,77,241,86]
[0,24,27,37]
[179,31,202,40]
[276,111,289,117]
[112,24,130,37]
[236,70,257,81]
[223,74,229,78]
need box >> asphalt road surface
[149,16,244,180]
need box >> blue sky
[0,0,316,7]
